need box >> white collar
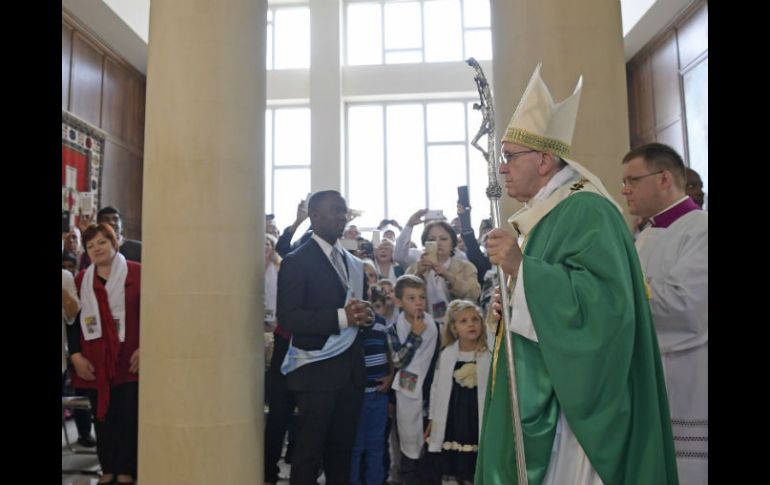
[527,165,580,207]
[311,233,343,258]
[652,195,690,219]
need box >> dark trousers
[84,381,139,477]
[399,454,421,485]
[291,383,364,485]
[399,415,437,485]
[264,335,297,482]
[62,371,93,439]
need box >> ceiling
[62,0,698,78]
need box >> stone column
[490,0,630,220]
[138,1,266,483]
[310,0,343,192]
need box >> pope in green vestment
[473,64,679,485]
[475,190,679,485]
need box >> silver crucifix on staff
[466,57,528,485]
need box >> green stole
[474,183,679,485]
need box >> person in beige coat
[407,221,480,327]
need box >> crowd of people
[261,64,706,485]
[62,207,142,485]
[62,65,707,485]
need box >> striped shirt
[362,319,391,393]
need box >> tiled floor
[62,417,455,484]
[61,417,101,485]
[61,416,294,485]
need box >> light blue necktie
[331,247,349,287]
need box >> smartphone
[62,210,71,233]
[425,241,438,263]
[424,209,444,221]
[457,185,470,210]
[371,230,381,246]
[80,192,93,215]
[359,241,374,258]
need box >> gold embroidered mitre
[502,63,583,158]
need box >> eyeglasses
[502,149,538,163]
[621,171,664,188]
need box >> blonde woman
[373,238,404,284]
[264,234,282,330]
[425,300,491,485]
[263,232,297,484]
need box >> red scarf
[90,277,122,421]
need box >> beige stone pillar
[490,0,631,221]
[138,1,266,484]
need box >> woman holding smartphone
[68,223,141,485]
[407,220,480,327]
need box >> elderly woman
[373,238,404,284]
[68,223,141,485]
[407,221,480,326]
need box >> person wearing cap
[622,143,708,485]
[477,65,678,484]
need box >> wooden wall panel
[126,74,146,149]
[124,150,144,239]
[626,63,639,146]
[627,56,655,147]
[626,0,707,161]
[650,33,681,128]
[101,140,144,239]
[63,11,147,240]
[62,23,72,110]
[102,58,129,141]
[70,33,104,127]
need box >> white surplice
[635,208,708,485]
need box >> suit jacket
[277,238,366,392]
[120,238,142,263]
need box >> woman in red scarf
[68,223,141,485]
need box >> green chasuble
[475,191,678,485]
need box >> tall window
[266,5,311,70]
[345,0,492,66]
[345,100,492,237]
[682,57,708,206]
[265,107,311,228]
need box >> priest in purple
[622,142,708,485]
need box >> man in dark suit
[277,190,374,485]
